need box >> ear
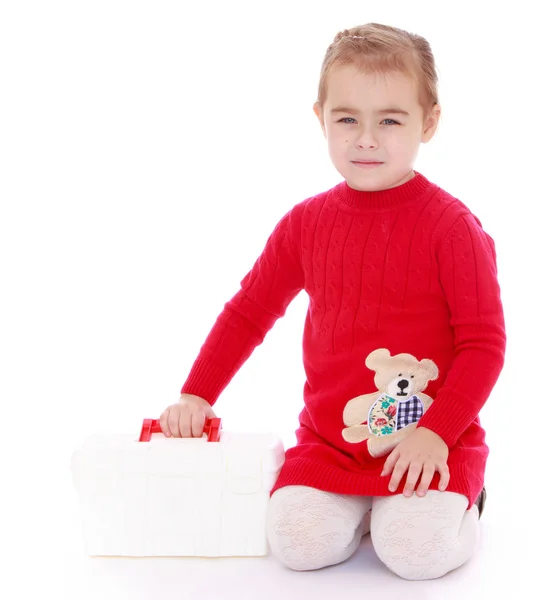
[421,103,441,143]
[419,358,439,381]
[365,348,391,372]
[313,102,327,137]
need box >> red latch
[138,418,222,442]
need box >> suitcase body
[71,419,285,557]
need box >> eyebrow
[330,106,410,116]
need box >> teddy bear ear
[365,348,391,371]
[419,358,439,381]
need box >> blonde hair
[317,23,439,116]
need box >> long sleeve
[417,213,506,447]
[181,209,304,404]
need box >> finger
[178,409,193,438]
[167,409,181,438]
[437,462,450,491]
[416,464,435,497]
[191,410,206,438]
[403,462,423,497]
[159,410,171,437]
[381,449,399,477]
[388,458,409,493]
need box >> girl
[159,22,506,580]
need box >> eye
[338,117,401,125]
[411,375,414,378]
[398,373,402,377]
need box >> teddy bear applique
[342,348,439,458]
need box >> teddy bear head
[365,348,438,400]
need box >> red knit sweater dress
[181,171,506,509]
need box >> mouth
[352,161,384,168]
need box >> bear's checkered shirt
[397,395,424,430]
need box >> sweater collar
[335,171,433,210]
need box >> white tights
[266,485,480,580]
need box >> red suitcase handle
[138,417,222,442]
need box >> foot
[475,486,487,519]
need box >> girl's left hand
[381,427,450,497]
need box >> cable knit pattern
[181,171,506,508]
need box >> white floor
[58,503,542,600]
[12,472,547,600]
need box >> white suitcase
[70,418,285,557]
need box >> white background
[1,1,557,598]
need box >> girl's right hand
[159,394,217,438]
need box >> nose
[398,379,408,391]
[357,141,378,149]
[356,129,379,149]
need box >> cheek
[387,130,418,150]
[326,125,347,143]
[327,134,349,153]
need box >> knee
[372,539,457,580]
[267,527,359,572]
[266,486,362,571]
[370,491,478,580]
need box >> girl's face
[314,65,440,192]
